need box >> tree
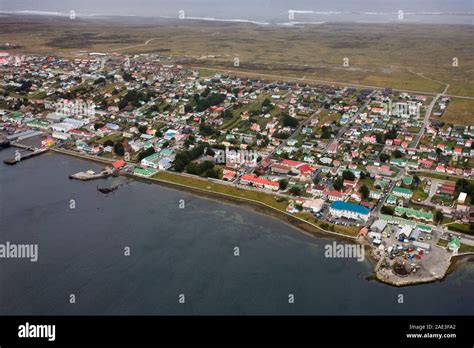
[196,92,226,112]
[379,153,390,163]
[113,143,125,156]
[103,140,114,147]
[185,160,215,176]
[205,147,215,157]
[223,109,234,119]
[393,149,403,158]
[279,179,288,190]
[184,135,195,148]
[274,132,290,140]
[321,126,332,139]
[94,123,105,130]
[122,71,132,82]
[381,206,395,215]
[262,98,271,108]
[197,161,215,175]
[434,210,444,224]
[289,186,302,196]
[455,179,473,197]
[94,77,106,85]
[282,114,299,128]
[375,133,384,144]
[413,175,421,187]
[185,162,200,175]
[333,178,344,191]
[342,170,355,181]
[359,185,370,199]
[384,127,398,141]
[138,147,155,161]
[174,159,186,172]
[184,104,193,113]
[199,123,217,136]
[204,167,220,179]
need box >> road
[373,168,406,216]
[409,168,472,181]
[410,82,450,149]
[324,96,371,152]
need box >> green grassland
[438,98,474,125]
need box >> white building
[329,201,370,222]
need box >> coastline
[50,148,473,287]
[124,172,357,243]
[374,252,474,287]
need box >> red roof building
[241,174,279,191]
[113,159,126,169]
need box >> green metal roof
[393,187,413,196]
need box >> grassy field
[1,14,473,108]
[416,171,474,184]
[447,223,474,236]
[412,185,429,201]
[437,239,474,253]
[153,171,288,210]
[437,98,474,125]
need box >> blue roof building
[329,201,370,221]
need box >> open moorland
[0,14,472,123]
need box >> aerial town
[1,51,473,286]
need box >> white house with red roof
[241,174,279,191]
[328,190,344,202]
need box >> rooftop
[330,201,370,215]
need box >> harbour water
[0,148,473,315]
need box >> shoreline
[50,148,473,286]
[125,172,358,244]
[374,252,474,287]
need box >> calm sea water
[0,148,473,315]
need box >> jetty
[69,167,115,181]
[3,147,49,165]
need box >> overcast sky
[0,0,472,23]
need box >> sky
[0,0,472,24]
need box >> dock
[69,167,115,181]
[3,147,49,165]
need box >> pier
[3,147,49,165]
[69,167,115,181]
